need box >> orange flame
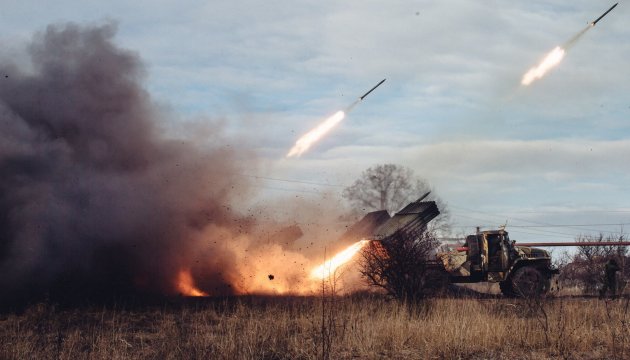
[287,110,345,157]
[311,240,370,279]
[521,46,566,86]
[176,269,207,297]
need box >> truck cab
[464,230,512,280]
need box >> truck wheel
[499,280,515,297]
[542,276,551,294]
[510,267,546,298]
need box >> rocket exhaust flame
[521,46,566,86]
[287,79,384,157]
[520,2,618,87]
[287,110,345,157]
[520,25,591,86]
[311,240,370,279]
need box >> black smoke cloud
[0,23,255,303]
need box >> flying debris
[591,3,618,26]
[360,79,386,100]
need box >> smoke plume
[0,23,267,304]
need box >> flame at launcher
[311,240,370,279]
[521,46,566,86]
[176,269,208,297]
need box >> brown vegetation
[558,234,628,294]
[360,230,442,302]
[1,295,629,359]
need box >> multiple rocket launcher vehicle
[340,194,630,297]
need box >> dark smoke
[0,23,255,304]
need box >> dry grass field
[1,294,629,360]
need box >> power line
[503,223,630,228]
[504,229,576,241]
[251,185,323,195]
[242,174,344,188]
[450,212,581,237]
[450,205,627,235]
[452,222,630,229]
[493,209,630,214]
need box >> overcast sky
[2,0,630,242]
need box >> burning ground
[0,23,341,305]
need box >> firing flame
[287,110,345,157]
[521,46,566,86]
[176,269,207,297]
[311,240,370,279]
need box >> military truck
[344,194,558,297]
[436,229,559,297]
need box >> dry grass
[1,295,629,359]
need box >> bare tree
[359,228,443,303]
[559,233,628,295]
[342,164,451,234]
